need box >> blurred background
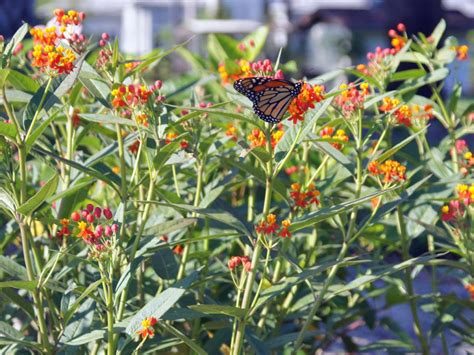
[1,0,473,96]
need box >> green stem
[231,125,273,355]
[24,77,53,143]
[177,161,204,280]
[396,206,429,354]
[103,279,114,355]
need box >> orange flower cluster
[379,98,432,127]
[54,9,86,27]
[334,83,369,117]
[228,256,251,271]
[455,45,469,61]
[388,23,407,53]
[31,44,76,74]
[379,97,400,112]
[394,104,433,127]
[288,83,325,124]
[454,140,474,176]
[457,183,474,205]
[290,183,320,210]
[136,316,157,339]
[247,124,284,149]
[319,126,349,150]
[368,160,406,184]
[30,26,59,46]
[255,214,292,238]
[111,84,154,109]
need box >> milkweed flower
[228,256,252,271]
[247,124,284,149]
[136,317,158,340]
[59,204,118,259]
[334,83,369,118]
[368,160,406,184]
[31,44,76,75]
[290,183,320,210]
[225,123,238,141]
[287,83,325,124]
[454,45,469,61]
[279,219,292,238]
[255,214,292,238]
[453,140,474,176]
[319,126,349,150]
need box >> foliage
[0,12,472,354]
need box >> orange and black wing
[233,77,302,124]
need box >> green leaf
[448,82,462,115]
[125,271,199,335]
[143,218,197,237]
[0,69,9,88]
[79,114,137,127]
[61,298,95,343]
[143,200,252,236]
[17,175,59,215]
[151,249,179,280]
[398,68,449,94]
[3,23,28,62]
[312,141,355,174]
[0,256,28,280]
[430,19,446,48]
[25,110,60,153]
[360,340,414,351]
[0,280,36,290]
[188,304,246,318]
[7,70,40,93]
[390,69,426,82]
[0,188,16,216]
[290,187,397,232]
[63,279,102,324]
[0,122,17,140]
[32,146,121,195]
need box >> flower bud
[94,207,102,219]
[111,223,119,234]
[71,211,81,222]
[105,225,112,237]
[101,33,110,41]
[86,214,94,224]
[103,207,113,220]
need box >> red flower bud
[101,33,110,41]
[94,207,102,219]
[103,207,113,220]
[86,214,94,223]
[86,204,94,212]
[71,211,81,222]
[397,23,406,32]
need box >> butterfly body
[234,77,302,124]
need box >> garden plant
[0,9,473,354]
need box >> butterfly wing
[233,77,302,124]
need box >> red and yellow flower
[136,316,157,339]
[368,160,406,184]
[288,83,325,124]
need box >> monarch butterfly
[233,77,302,124]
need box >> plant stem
[231,126,273,355]
[24,77,52,143]
[103,279,115,355]
[177,161,204,280]
[396,206,429,354]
